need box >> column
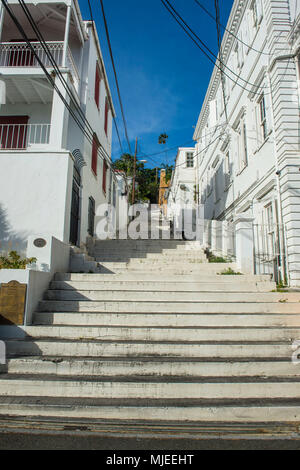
[49,74,70,150]
[62,4,72,68]
[234,216,254,274]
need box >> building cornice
[193,0,247,141]
[85,21,116,118]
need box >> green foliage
[219,267,243,275]
[275,282,288,292]
[0,251,37,270]
[112,153,174,204]
[158,133,168,145]
[208,255,228,263]
[206,249,231,263]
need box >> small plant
[276,281,288,292]
[219,267,243,275]
[0,251,37,270]
[205,249,231,263]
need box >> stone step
[1,375,300,399]
[92,248,207,256]
[49,280,276,292]
[5,357,300,378]
[5,339,294,358]
[54,272,272,282]
[22,325,300,342]
[0,396,300,423]
[96,261,231,269]
[33,312,300,327]
[93,254,208,262]
[43,290,297,303]
[37,300,300,313]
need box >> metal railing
[253,223,287,284]
[0,41,80,89]
[0,123,50,149]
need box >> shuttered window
[104,97,109,136]
[94,63,101,109]
[102,159,108,194]
[91,134,98,175]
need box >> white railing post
[233,216,255,274]
[62,5,72,68]
[0,3,4,42]
[49,74,70,149]
[222,220,229,257]
[211,220,218,254]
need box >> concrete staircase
[1,239,300,438]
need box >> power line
[87,0,124,155]
[214,0,228,123]
[98,0,132,154]
[14,0,119,177]
[193,0,271,56]
[160,0,271,96]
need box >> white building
[193,0,300,286]
[167,147,196,225]
[0,0,116,253]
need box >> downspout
[62,4,72,68]
[266,70,286,284]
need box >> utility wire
[214,0,228,123]
[87,0,124,155]
[193,0,271,56]
[161,0,270,95]
[98,0,132,154]
[14,0,119,175]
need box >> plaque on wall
[0,281,27,325]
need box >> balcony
[0,123,50,150]
[0,41,80,92]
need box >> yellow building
[159,169,170,216]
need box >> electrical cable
[161,0,271,96]
[98,0,132,154]
[193,0,272,56]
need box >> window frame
[94,62,101,110]
[186,152,194,168]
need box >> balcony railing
[0,123,50,149]
[0,41,80,90]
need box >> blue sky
[78,0,233,168]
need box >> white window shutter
[209,99,217,128]
[0,80,6,105]
[265,93,272,135]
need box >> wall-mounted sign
[33,238,47,248]
[0,281,26,325]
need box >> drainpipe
[62,4,72,68]
[0,3,4,41]
[266,70,286,284]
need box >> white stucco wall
[193,0,300,285]
[0,151,74,249]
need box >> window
[186,152,194,168]
[88,197,95,237]
[251,0,258,27]
[258,94,267,141]
[91,134,98,175]
[250,0,263,28]
[0,116,29,149]
[102,159,108,194]
[224,149,231,190]
[94,63,101,109]
[214,169,220,203]
[236,116,248,171]
[104,97,109,136]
